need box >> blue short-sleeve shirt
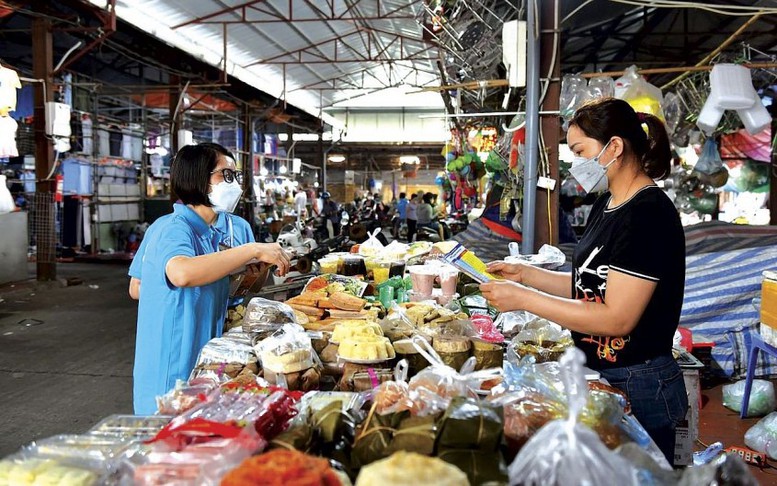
[214,212,255,307]
[129,208,254,280]
[131,204,228,414]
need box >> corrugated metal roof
[89,0,445,124]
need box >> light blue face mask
[569,140,617,194]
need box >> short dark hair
[423,193,434,204]
[170,143,233,206]
[399,192,406,199]
[569,98,671,180]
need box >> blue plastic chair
[740,334,777,418]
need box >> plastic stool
[740,333,777,418]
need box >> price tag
[537,176,557,190]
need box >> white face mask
[569,140,617,194]
[209,181,243,213]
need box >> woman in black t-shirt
[480,98,687,465]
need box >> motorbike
[277,219,318,259]
[446,210,469,236]
[392,213,409,241]
[415,218,452,243]
[348,204,389,245]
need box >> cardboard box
[761,270,777,330]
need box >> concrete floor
[0,263,136,457]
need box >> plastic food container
[319,258,339,274]
[88,415,172,440]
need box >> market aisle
[0,263,136,457]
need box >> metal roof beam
[172,0,415,27]
[256,57,439,65]
[244,29,437,66]
[171,0,267,29]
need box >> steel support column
[242,104,255,233]
[32,18,56,281]
[169,75,180,204]
[536,0,560,247]
[521,0,540,253]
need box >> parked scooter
[415,219,452,242]
[277,220,318,257]
[446,210,469,236]
[392,214,409,241]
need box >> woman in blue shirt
[128,143,289,414]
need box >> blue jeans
[599,354,688,466]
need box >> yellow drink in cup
[373,262,391,284]
[364,257,380,279]
[319,258,339,274]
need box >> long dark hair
[569,97,671,180]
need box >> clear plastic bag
[722,379,776,417]
[587,76,615,100]
[496,311,551,340]
[373,360,414,415]
[499,359,566,402]
[380,304,418,341]
[745,411,777,459]
[470,314,505,343]
[254,324,314,374]
[621,73,665,121]
[193,337,256,367]
[693,138,724,175]
[560,74,590,121]
[510,322,573,363]
[156,379,219,416]
[508,348,640,486]
[152,388,299,448]
[661,91,682,136]
[614,65,641,99]
[358,228,385,257]
[242,297,297,333]
[505,244,566,270]
[405,337,473,416]
[123,426,263,486]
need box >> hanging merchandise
[586,77,615,100]
[661,92,682,137]
[693,139,724,175]
[0,174,15,213]
[620,73,665,121]
[0,115,18,157]
[0,65,21,116]
[613,65,640,99]
[560,74,589,123]
[697,64,771,135]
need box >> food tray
[31,434,133,467]
[89,415,173,439]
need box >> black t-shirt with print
[571,185,685,369]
